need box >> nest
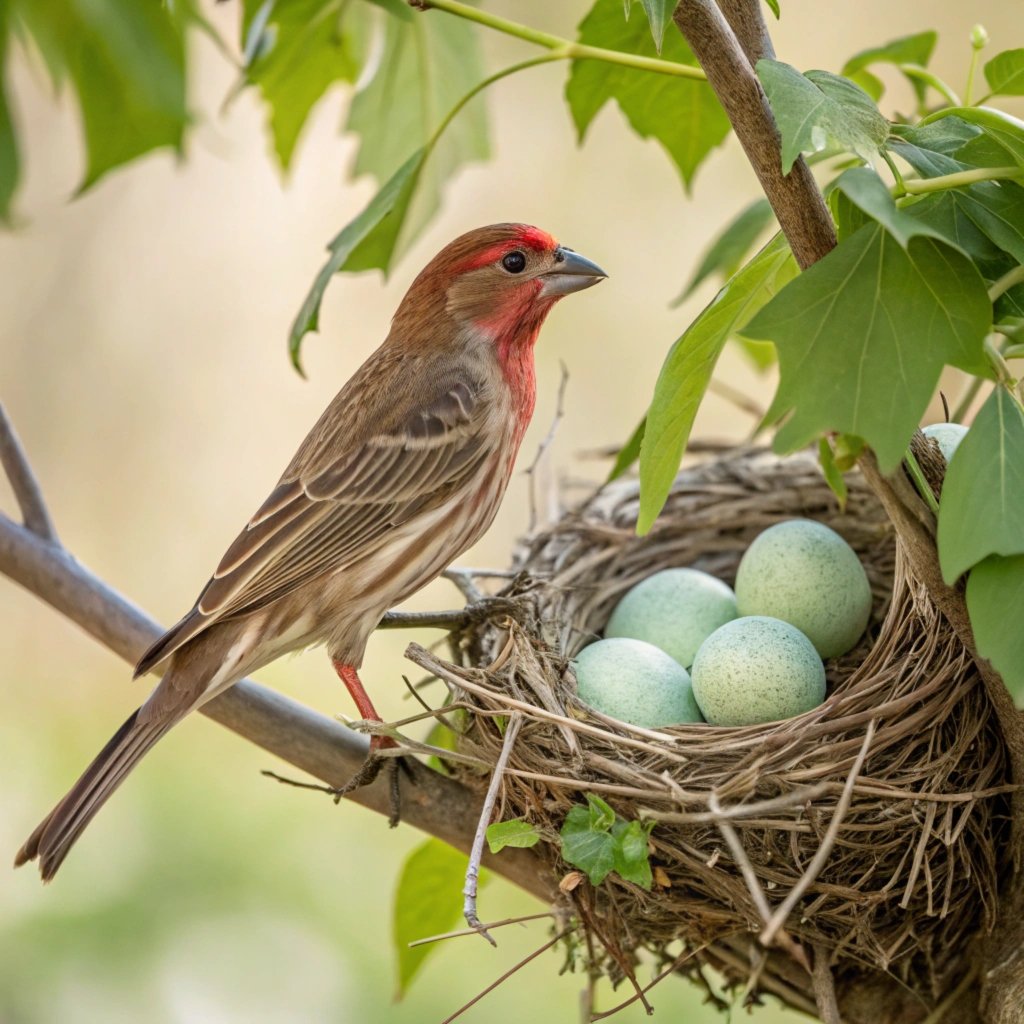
[413,448,1013,1016]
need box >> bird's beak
[539,247,608,297]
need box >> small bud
[970,24,989,50]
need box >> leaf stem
[989,264,1024,303]
[898,63,961,108]
[416,0,706,80]
[900,165,1023,195]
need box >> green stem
[900,165,1023,196]
[426,53,565,150]
[964,48,980,106]
[989,264,1024,303]
[418,0,706,81]
[904,448,940,516]
[985,335,1015,386]
[880,149,906,194]
[898,63,961,107]
[951,375,986,423]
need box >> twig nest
[425,448,1010,1016]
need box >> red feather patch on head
[515,226,557,252]
[450,224,559,274]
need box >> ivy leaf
[242,0,367,170]
[560,804,617,886]
[486,819,541,854]
[757,61,889,173]
[607,416,646,482]
[676,198,775,301]
[984,49,1024,98]
[841,31,937,102]
[13,0,187,193]
[638,234,796,533]
[393,838,483,998]
[744,225,990,472]
[567,0,729,190]
[344,6,488,250]
[0,5,18,224]
[967,555,1024,705]
[818,437,848,510]
[920,108,1024,169]
[938,387,1024,583]
[290,149,424,372]
[611,819,653,890]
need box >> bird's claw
[329,750,407,826]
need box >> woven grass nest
[413,446,1013,1017]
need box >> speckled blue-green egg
[604,568,737,668]
[735,519,871,658]
[922,422,968,462]
[572,638,704,727]
[691,616,826,726]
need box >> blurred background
[1,1,1020,1021]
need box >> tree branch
[672,0,836,270]
[0,403,58,543]
[0,418,553,902]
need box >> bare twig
[525,361,569,533]
[439,928,574,1024]
[377,597,518,632]
[760,720,876,947]
[811,944,842,1024]
[0,403,58,542]
[589,943,709,1020]
[409,911,554,948]
[464,713,523,944]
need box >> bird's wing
[135,372,493,676]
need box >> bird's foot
[330,739,407,826]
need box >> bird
[16,223,606,882]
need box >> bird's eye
[501,251,527,274]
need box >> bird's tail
[15,707,177,881]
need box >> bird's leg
[331,661,402,825]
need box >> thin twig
[377,597,518,631]
[464,713,523,944]
[709,793,774,923]
[0,403,58,542]
[589,943,710,1020]
[645,782,831,824]
[439,928,574,1024]
[811,944,842,1024]
[707,377,765,421]
[919,964,979,1024]
[525,361,569,533]
[409,911,553,948]
[760,720,876,947]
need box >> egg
[572,638,704,728]
[605,568,737,668]
[691,616,826,726]
[921,422,968,462]
[735,519,871,658]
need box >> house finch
[17,223,605,881]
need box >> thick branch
[672,0,836,269]
[0,512,554,902]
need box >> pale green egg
[735,519,871,658]
[691,616,826,726]
[605,568,737,668]
[922,422,968,462]
[572,638,704,728]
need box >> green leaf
[560,805,616,886]
[984,49,1024,98]
[607,415,646,482]
[567,0,729,190]
[676,198,775,300]
[967,555,1024,705]
[938,387,1024,582]
[842,31,938,76]
[344,5,488,251]
[243,0,367,170]
[764,0,780,18]
[818,437,848,510]
[636,0,672,53]
[0,4,18,224]
[290,149,424,372]
[744,225,990,472]
[920,108,1024,169]
[638,234,796,533]
[14,0,188,193]
[757,61,889,173]
[393,838,480,998]
[486,819,541,854]
[834,166,944,247]
[846,68,884,103]
[611,819,653,890]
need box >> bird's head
[392,223,607,349]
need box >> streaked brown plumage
[16,223,606,881]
